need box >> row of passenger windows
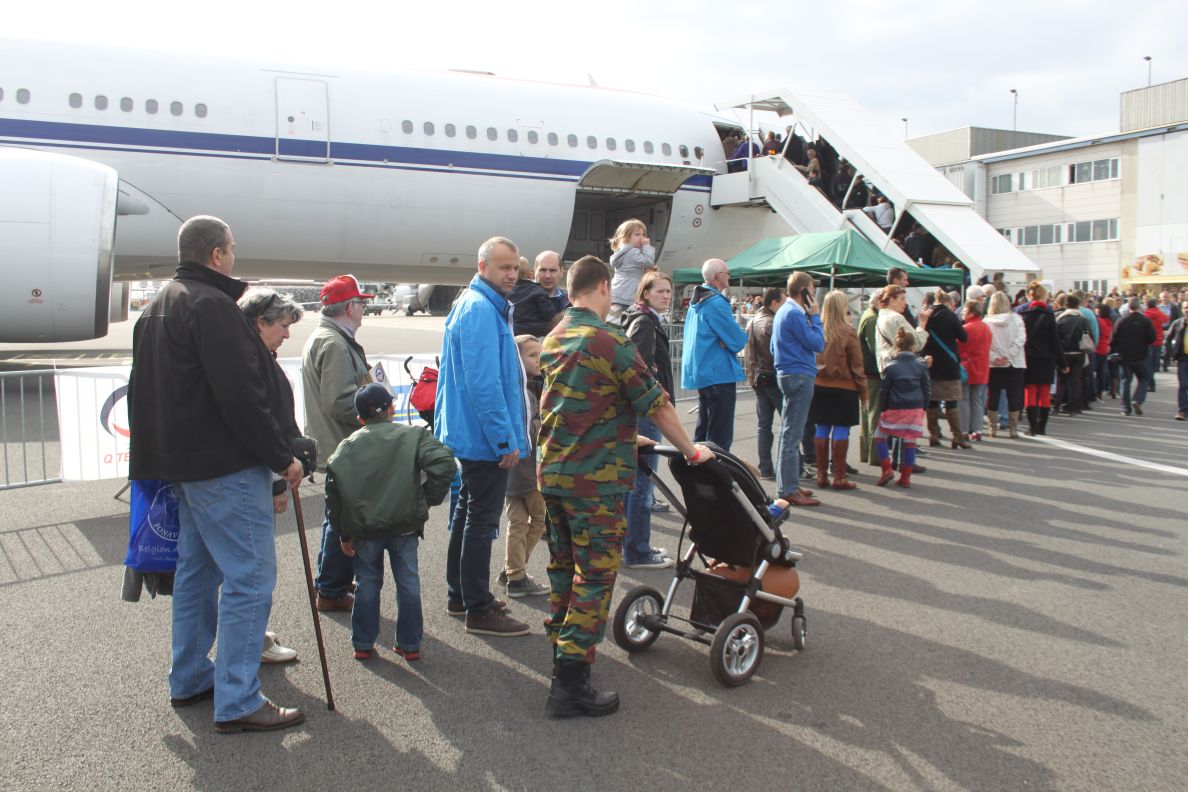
[397,119,702,159]
[0,87,33,104]
[68,93,208,118]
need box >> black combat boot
[1037,407,1051,435]
[546,660,620,718]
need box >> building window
[1022,225,1039,246]
[1066,218,1119,243]
[486,127,498,141]
[644,141,654,154]
[507,129,518,142]
[661,143,672,156]
[120,97,134,112]
[69,93,83,108]
[991,173,1013,194]
[1068,157,1118,184]
[1029,166,1062,189]
[466,125,477,139]
[547,132,558,146]
[146,99,158,114]
[625,139,635,153]
[95,95,108,110]
[424,122,435,135]
[444,123,456,137]
[567,134,578,147]
[170,101,183,116]
[998,228,1012,243]
[194,103,207,118]
[606,137,616,151]
[1039,224,1059,245]
[17,88,30,104]
[527,130,538,144]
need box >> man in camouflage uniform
[538,255,713,718]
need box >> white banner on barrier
[53,353,440,482]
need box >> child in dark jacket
[328,383,456,661]
[874,329,932,488]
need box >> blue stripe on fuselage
[0,117,714,190]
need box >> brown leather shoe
[787,491,821,507]
[316,593,354,612]
[796,487,814,497]
[215,700,305,734]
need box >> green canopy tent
[673,230,966,289]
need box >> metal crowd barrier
[667,317,751,404]
[0,369,61,490]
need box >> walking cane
[292,487,335,711]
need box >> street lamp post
[1009,89,1018,149]
[1144,55,1152,87]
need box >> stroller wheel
[791,615,807,651]
[710,612,764,687]
[612,586,664,653]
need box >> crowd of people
[129,212,1186,734]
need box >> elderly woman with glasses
[237,287,305,665]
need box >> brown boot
[814,437,830,489]
[947,409,971,449]
[787,490,821,507]
[987,410,999,438]
[926,406,942,446]
[830,439,857,490]
[1008,410,1021,439]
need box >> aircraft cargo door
[275,77,330,162]
[563,160,712,263]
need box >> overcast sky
[10,0,1187,140]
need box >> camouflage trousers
[542,494,626,664]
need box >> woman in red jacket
[1094,303,1114,399]
[958,300,993,441]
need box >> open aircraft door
[564,160,713,263]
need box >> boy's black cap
[355,383,393,419]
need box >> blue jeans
[624,416,661,564]
[351,534,423,653]
[171,466,275,723]
[447,459,509,613]
[1147,346,1159,390]
[1121,361,1149,412]
[1178,358,1188,413]
[315,504,355,599]
[695,382,737,450]
[777,373,815,498]
[1094,354,1112,397]
[754,381,782,477]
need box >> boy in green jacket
[328,383,456,661]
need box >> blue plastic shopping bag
[124,480,180,573]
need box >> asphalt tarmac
[1,321,1186,791]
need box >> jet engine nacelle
[0,147,118,342]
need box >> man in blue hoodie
[435,236,532,638]
[680,258,749,450]
[772,271,824,506]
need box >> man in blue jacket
[772,271,824,506]
[681,259,748,450]
[435,236,532,638]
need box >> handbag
[930,333,968,384]
[404,356,440,413]
[1077,327,1095,354]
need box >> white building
[908,78,1188,293]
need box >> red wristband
[686,448,702,463]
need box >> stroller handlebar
[651,445,685,459]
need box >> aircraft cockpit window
[625,139,636,153]
[402,120,413,133]
[507,129,518,142]
[195,103,207,118]
[445,123,456,137]
[643,141,654,154]
[679,144,689,158]
[586,135,597,149]
[486,127,498,141]
[170,101,183,116]
[567,134,578,147]
[17,88,30,104]
[424,122,435,135]
[527,130,538,144]
[146,99,159,114]
[466,125,477,139]
[547,132,558,146]
[606,138,617,151]
[121,97,134,112]
[95,95,108,111]
[69,93,83,109]
[661,143,672,156]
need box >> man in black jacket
[509,255,557,337]
[1110,297,1156,417]
[129,215,305,734]
[1166,300,1188,420]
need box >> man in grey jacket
[302,275,374,611]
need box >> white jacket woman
[984,290,1028,437]
[875,286,929,373]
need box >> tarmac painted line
[1024,434,1188,477]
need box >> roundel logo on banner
[99,385,131,439]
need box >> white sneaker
[261,631,298,664]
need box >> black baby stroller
[611,443,806,687]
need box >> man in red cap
[301,274,374,611]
